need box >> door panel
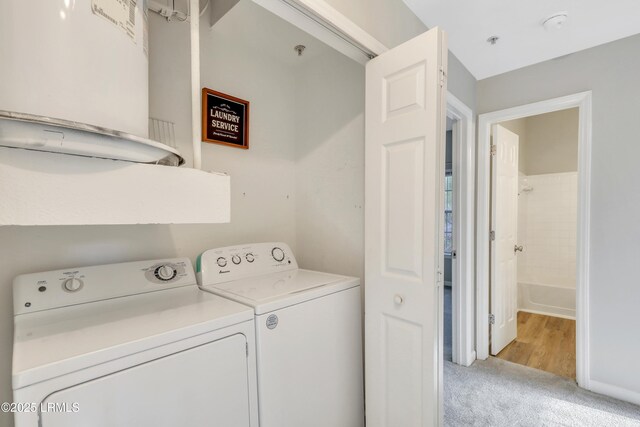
[41,335,251,427]
[365,27,447,427]
[383,138,424,277]
[490,124,519,355]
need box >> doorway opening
[476,91,592,387]
[443,116,456,363]
[490,108,579,379]
[442,93,476,370]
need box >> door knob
[514,245,523,253]
[394,294,404,305]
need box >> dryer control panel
[13,258,194,315]
[197,242,298,286]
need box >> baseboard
[589,380,640,406]
[463,350,476,367]
[518,308,575,321]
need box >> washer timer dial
[271,247,285,262]
[232,255,242,265]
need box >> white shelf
[0,147,230,225]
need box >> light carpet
[443,288,640,426]
[444,353,640,426]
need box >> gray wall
[478,33,640,398]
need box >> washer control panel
[13,258,194,315]
[197,242,298,286]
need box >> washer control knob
[232,255,242,265]
[271,247,285,262]
[245,253,255,263]
[156,265,176,281]
[217,257,227,268]
[63,278,83,292]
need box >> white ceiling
[210,0,334,67]
[403,0,640,79]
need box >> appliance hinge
[489,313,495,325]
[490,230,495,241]
[490,144,497,156]
[439,67,447,88]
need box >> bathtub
[518,282,575,319]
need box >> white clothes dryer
[12,258,259,427]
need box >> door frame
[476,91,592,388]
[446,93,476,367]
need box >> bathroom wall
[517,172,578,318]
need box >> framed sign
[201,88,249,149]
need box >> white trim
[589,380,640,406]
[517,309,575,321]
[446,92,476,367]
[476,91,592,389]
[190,0,202,169]
[251,0,388,65]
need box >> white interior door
[364,27,447,427]
[490,124,519,355]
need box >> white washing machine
[196,242,364,427]
[12,258,259,427]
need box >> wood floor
[496,311,576,379]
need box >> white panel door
[365,28,447,427]
[41,335,251,427]
[490,124,520,355]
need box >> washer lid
[202,269,360,315]
[12,286,253,390]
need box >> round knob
[271,247,285,262]
[63,278,83,292]
[217,257,227,267]
[156,265,176,280]
[245,253,255,263]
[394,294,404,305]
[232,255,242,265]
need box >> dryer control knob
[217,257,227,268]
[245,253,255,263]
[271,247,285,262]
[232,255,242,265]
[63,278,83,292]
[156,265,176,281]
